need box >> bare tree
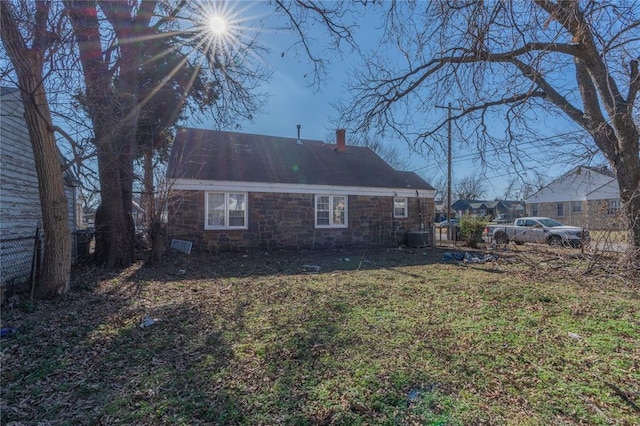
[521,172,549,202]
[63,1,149,267]
[502,176,521,200]
[455,174,487,201]
[300,1,640,253]
[63,0,267,267]
[347,134,410,170]
[1,0,72,299]
[425,175,447,203]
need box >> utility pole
[435,102,461,241]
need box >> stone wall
[168,190,435,252]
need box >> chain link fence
[1,233,42,300]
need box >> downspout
[392,194,397,245]
[416,190,424,230]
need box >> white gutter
[172,178,436,199]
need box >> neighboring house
[451,199,525,220]
[1,87,80,290]
[132,199,146,227]
[525,166,622,229]
[434,199,447,222]
[167,128,435,252]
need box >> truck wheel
[548,236,563,247]
[496,232,509,244]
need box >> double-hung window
[315,195,347,228]
[607,199,620,215]
[393,197,408,218]
[556,203,565,217]
[572,201,582,214]
[205,192,247,230]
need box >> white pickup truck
[484,217,589,247]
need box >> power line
[410,129,591,173]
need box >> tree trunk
[612,156,640,259]
[22,87,72,299]
[148,220,165,265]
[65,1,142,268]
[92,104,136,268]
[623,189,640,255]
[142,142,155,225]
[1,3,71,299]
[592,108,640,259]
[142,142,167,265]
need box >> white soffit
[172,179,436,198]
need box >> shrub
[459,216,488,248]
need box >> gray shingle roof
[168,128,434,191]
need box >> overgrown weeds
[1,246,638,424]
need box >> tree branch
[294,0,356,44]
[486,42,587,60]
[629,58,639,107]
[413,91,546,143]
[604,20,640,53]
[534,0,626,119]
[33,1,53,54]
[154,0,188,29]
[274,0,324,71]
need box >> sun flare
[208,15,227,35]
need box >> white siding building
[525,166,622,229]
[1,87,80,290]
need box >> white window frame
[204,192,248,230]
[393,197,408,218]
[556,203,565,217]
[531,204,538,216]
[607,199,621,215]
[315,195,348,228]
[572,201,582,214]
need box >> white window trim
[315,195,348,228]
[557,202,565,217]
[531,204,538,216]
[607,199,621,215]
[204,191,248,230]
[393,197,408,218]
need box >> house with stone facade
[525,166,622,230]
[167,128,435,252]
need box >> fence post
[30,224,40,302]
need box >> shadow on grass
[0,296,248,424]
[119,246,503,285]
[93,299,248,424]
[1,282,448,424]
[2,246,510,424]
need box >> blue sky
[190,2,453,189]
[187,1,582,200]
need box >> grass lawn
[1,246,638,425]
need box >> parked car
[490,213,514,224]
[437,218,459,228]
[484,217,589,247]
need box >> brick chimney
[336,129,346,153]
